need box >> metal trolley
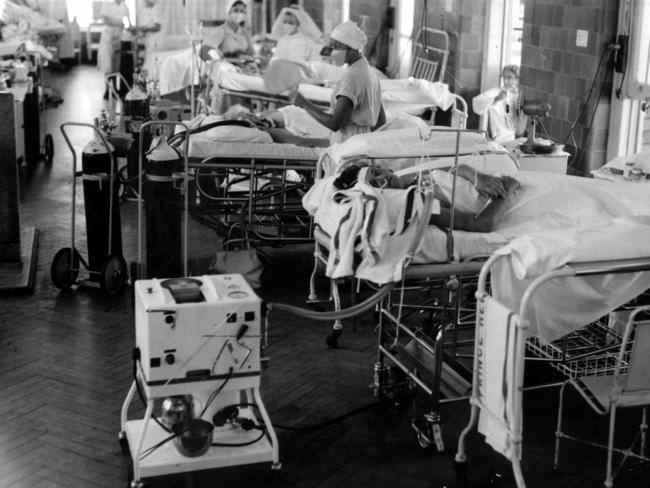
[50,122,127,294]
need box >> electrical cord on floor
[273,401,378,432]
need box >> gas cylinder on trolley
[123,82,150,122]
[122,82,151,200]
[50,121,127,295]
[144,134,184,279]
[82,128,124,277]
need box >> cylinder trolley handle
[137,120,192,277]
[60,122,119,258]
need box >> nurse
[269,5,322,65]
[291,20,385,144]
[204,0,253,59]
[97,0,130,98]
[132,0,163,56]
[472,65,528,143]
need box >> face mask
[231,12,246,25]
[330,49,347,67]
[283,23,297,36]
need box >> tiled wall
[414,0,487,128]
[310,0,390,68]
[521,0,618,175]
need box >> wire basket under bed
[525,318,631,379]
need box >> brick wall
[521,0,618,175]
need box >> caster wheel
[453,459,468,485]
[51,247,80,289]
[43,134,54,162]
[417,431,431,448]
[118,432,129,456]
[117,166,128,200]
[100,255,127,295]
[326,329,342,349]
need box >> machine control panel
[135,275,262,386]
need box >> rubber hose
[270,283,394,321]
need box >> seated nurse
[291,20,386,144]
[203,0,253,59]
[270,5,323,66]
[472,65,528,143]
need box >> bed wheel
[43,134,54,162]
[118,432,129,456]
[51,247,80,289]
[326,329,342,348]
[454,459,468,485]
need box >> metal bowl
[172,419,214,457]
[160,395,194,430]
[519,142,564,154]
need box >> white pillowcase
[205,125,273,144]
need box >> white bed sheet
[187,136,324,161]
[320,127,506,176]
[306,171,650,341]
[214,66,331,104]
[215,67,457,116]
[149,46,207,95]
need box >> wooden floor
[1,65,648,488]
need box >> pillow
[205,125,273,144]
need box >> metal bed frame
[453,253,650,488]
[307,127,511,450]
[188,151,321,247]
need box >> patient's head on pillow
[333,160,403,190]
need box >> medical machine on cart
[119,274,279,488]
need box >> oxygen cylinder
[124,84,149,119]
[82,132,122,275]
[144,135,183,279]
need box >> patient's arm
[456,164,506,199]
[266,128,330,147]
[429,176,519,233]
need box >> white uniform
[331,57,383,144]
[472,87,527,143]
[97,1,129,74]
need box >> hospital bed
[303,126,650,456]
[453,248,650,488]
[302,127,520,449]
[188,142,323,246]
[165,120,324,246]
[212,61,467,125]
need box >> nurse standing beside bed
[291,20,386,144]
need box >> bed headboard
[410,28,449,84]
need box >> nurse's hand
[475,173,507,199]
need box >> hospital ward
[3,0,650,487]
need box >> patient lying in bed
[332,161,520,233]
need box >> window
[66,0,135,29]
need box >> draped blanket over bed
[318,127,513,176]
[304,169,650,342]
